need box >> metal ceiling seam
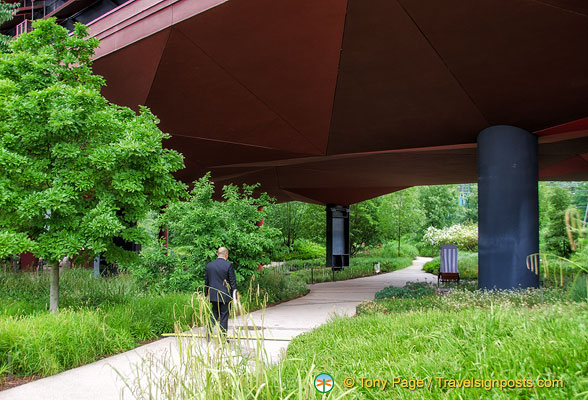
[325,0,350,156]
[525,0,588,17]
[173,26,326,156]
[394,0,490,127]
[142,28,172,107]
[169,132,316,155]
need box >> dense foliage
[0,1,17,51]
[422,223,478,251]
[542,185,573,257]
[0,267,308,379]
[0,19,185,310]
[264,202,325,247]
[158,174,281,288]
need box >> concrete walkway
[0,257,435,400]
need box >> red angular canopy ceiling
[90,0,588,204]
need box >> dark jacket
[204,257,238,303]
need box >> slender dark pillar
[477,125,539,289]
[326,205,350,270]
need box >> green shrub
[164,175,281,284]
[423,224,478,251]
[288,256,413,284]
[415,241,436,256]
[282,258,324,271]
[374,282,436,300]
[281,239,326,261]
[423,260,440,274]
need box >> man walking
[204,247,238,335]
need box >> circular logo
[343,376,355,387]
[314,373,334,393]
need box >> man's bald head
[217,247,228,259]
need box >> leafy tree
[350,197,382,252]
[0,19,186,311]
[418,185,462,228]
[543,186,573,257]
[462,184,478,223]
[378,188,425,255]
[265,201,325,247]
[162,174,281,287]
[0,1,17,51]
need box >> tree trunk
[49,264,59,312]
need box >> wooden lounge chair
[438,244,459,286]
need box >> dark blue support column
[478,125,539,289]
[326,205,350,270]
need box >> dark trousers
[209,301,230,334]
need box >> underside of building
[4,0,588,288]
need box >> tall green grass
[0,294,200,377]
[120,291,354,400]
[0,269,141,316]
[122,286,587,399]
[276,297,587,399]
[0,268,308,380]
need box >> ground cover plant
[277,302,587,399]
[374,282,435,300]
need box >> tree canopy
[0,19,186,308]
[161,174,280,286]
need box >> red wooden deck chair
[438,244,459,286]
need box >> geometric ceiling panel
[90,0,588,204]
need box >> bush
[282,258,324,271]
[161,174,281,286]
[281,239,326,261]
[423,260,440,274]
[362,241,419,259]
[126,246,198,293]
[287,256,413,284]
[415,241,436,257]
[374,282,436,300]
[423,224,478,251]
